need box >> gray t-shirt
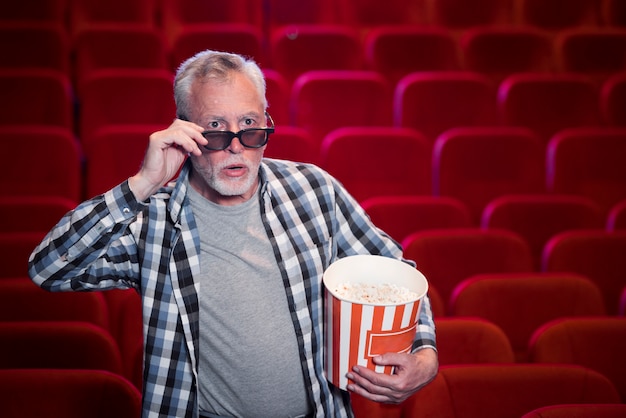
[188,185,311,417]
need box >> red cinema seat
[290,70,392,145]
[436,318,515,365]
[600,72,626,126]
[542,230,626,315]
[449,273,607,361]
[342,0,425,27]
[402,364,620,418]
[269,25,362,84]
[0,369,141,418]
[0,278,109,330]
[0,126,81,202]
[0,322,122,375]
[460,26,555,83]
[265,0,338,28]
[78,68,175,144]
[0,0,67,23]
[402,228,533,311]
[603,0,626,27]
[263,69,290,126]
[0,233,49,278]
[393,71,497,142]
[482,194,604,269]
[426,0,511,29]
[69,0,156,35]
[546,127,626,214]
[516,0,601,30]
[607,199,626,230]
[432,126,545,223]
[0,196,76,234]
[263,126,318,165]
[0,69,74,130]
[498,73,600,143]
[522,403,626,418]
[364,26,460,84]
[529,317,626,402]
[319,127,431,202]
[361,195,472,244]
[0,22,69,73]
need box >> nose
[226,135,245,154]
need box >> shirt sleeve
[28,180,145,292]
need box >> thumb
[372,352,404,367]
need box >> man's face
[187,72,267,206]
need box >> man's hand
[128,119,207,201]
[346,348,438,404]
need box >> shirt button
[122,207,131,214]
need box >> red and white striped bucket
[323,255,429,390]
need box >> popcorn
[332,281,420,304]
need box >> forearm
[28,181,143,291]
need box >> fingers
[149,119,207,156]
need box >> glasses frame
[201,113,275,151]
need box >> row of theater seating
[1,275,624,417]
[2,0,625,33]
[3,22,626,88]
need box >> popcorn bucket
[323,255,428,390]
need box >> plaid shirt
[29,159,436,418]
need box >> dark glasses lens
[201,128,274,151]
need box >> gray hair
[174,50,267,121]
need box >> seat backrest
[425,0,511,28]
[482,194,605,269]
[0,126,81,202]
[542,230,626,315]
[603,0,626,27]
[433,126,545,223]
[361,195,472,244]
[461,26,555,82]
[436,318,515,365]
[0,0,67,23]
[0,22,69,73]
[0,321,122,374]
[0,69,74,129]
[546,127,626,214]
[402,364,620,418]
[263,69,290,126]
[498,73,600,143]
[262,126,318,165]
[0,196,76,233]
[402,228,534,310]
[529,317,626,402]
[393,71,497,142]
[0,278,109,330]
[69,0,156,35]
[269,25,362,83]
[600,72,626,126]
[607,199,626,230]
[364,26,460,84]
[83,124,156,198]
[522,403,626,418]
[78,68,175,143]
[0,369,141,418]
[290,70,392,145]
[556,29,626,78]
[449,272,607,361]
[319,127,431,202]
[0,233,48,277]
[516,0,602,30]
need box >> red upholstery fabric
[364,26,460,84]
[542,230,626,315]
[607,199,626,230]
[402,228,533,311]
[0,278,109,330]
[449,273,607,361]
[432,126,545,223]
[0,369,141,418]
[263,69,290,126]
[402,364,620,418]
[290,70,392,145]
[263,126,319,165]
[361,195,472,244]
[427,0,510,28]
[78,68,175,144]
[546,127,626,214]
[319,127,431,202]
[0,22,69,73]
[393,71,497,142]
[0,233,48,278]
[482,194,604,269]
[0,69,74,129]
[460,26,554,82]
[0,196,76,233]
[498,73,600,143]
[0,321,122,374]
[516,0,602,30]
[522,403,626,418]
[529,317,626,402]
[436,318,515,365]
[600,72,626,126]
[556,29,626,79]
[69,0,156,35]
[269,25,362,83]
[0,0,67,23]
